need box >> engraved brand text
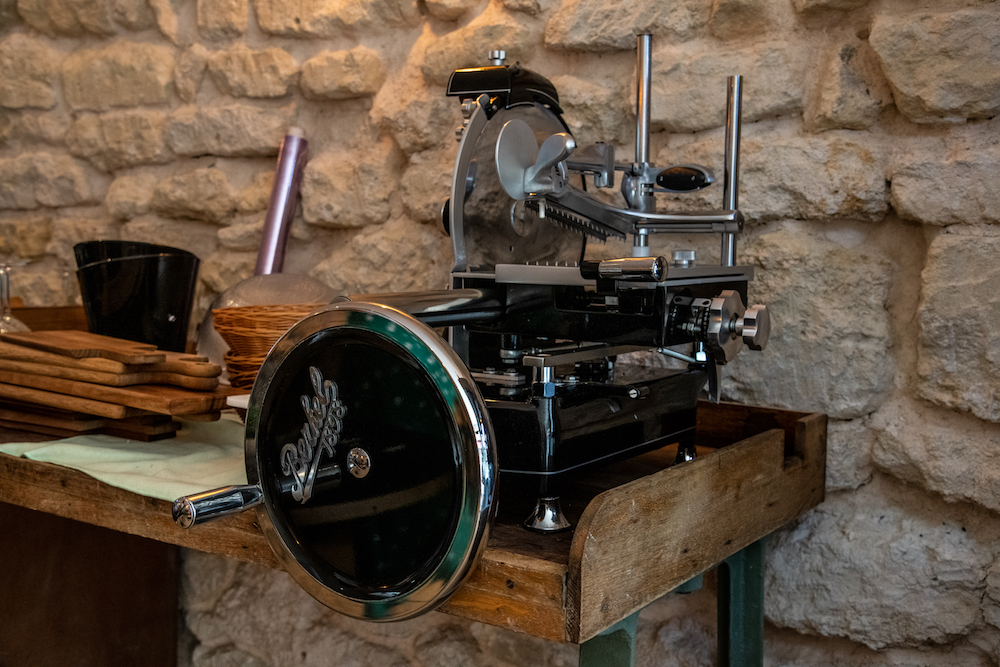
[281,366,346,503]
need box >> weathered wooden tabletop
[0,401,825,644]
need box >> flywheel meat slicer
[172,34,770,622]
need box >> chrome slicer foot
[523,496,572,533]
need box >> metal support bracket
[579,611,640,667]
[718,537,766,667]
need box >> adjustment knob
[706,289,745,364]
[738,304,770,351]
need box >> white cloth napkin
[0,415,247,502]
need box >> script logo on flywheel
[280,366,347,504]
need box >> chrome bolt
[347,448,371,479]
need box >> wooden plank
[0,451,282,570]
[0,357,219,390]
[0,381,135,418]
[0,502,178,667]
[10,305,87,331]
[0,341,221,378]
[0,449,572,641]
[0,370,237,415]
[565,411,826,643]
[1,330,165,364]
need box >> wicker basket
[213,303,325,389]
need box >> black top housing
[446,64,562,113]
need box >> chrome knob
[488,50,506,65]
[737,304,770,351]
[705,289,745,364]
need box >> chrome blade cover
[246,302,497,620]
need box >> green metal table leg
[717,537,766,667]
[579,612,639,667]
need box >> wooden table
[0,401,825,666]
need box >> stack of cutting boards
[0,330,247,440]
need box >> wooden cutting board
[0,382,142,419]
[0,330,165,364]
[0,358,219,391]
[0,340,221,378]
[0,370,240,415]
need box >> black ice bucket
[74,240,200,353]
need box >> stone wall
[2,0,1000,664]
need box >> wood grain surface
[0,402,826,643]
[0,340,221,378]
[0,370,237,415]
[1,330,165,364]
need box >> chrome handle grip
[580,256,667,282]
[172,484,263,528]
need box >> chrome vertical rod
[721,75,742,267]
[632,34,654,255]
[635,34,653,166]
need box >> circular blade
[246,302,497,620]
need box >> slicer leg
[578,611,639,667]
[717,537,766,667]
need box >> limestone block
[112,0,156,29]
[151,168,235,223]
[311,216,451,294]
[198,248,256,293]
[500,0,551,16]
[235,171,273,213]
[918,231,1000,422]
[166,104,295,157]
[371,78,457,154]
[987,566,1000,630]
[662,127,887,224]
[301,140,399,228]
[300,47,385,101]
[0,153,95,210]
[805,41,890,132]
[66,110,171,172]
[871,395,1000,514]
[425,0,477,20]
[149,0,179,43]
[122,216,220,258]
[649,41,809,133]
[550,74,629,146]
[826,417,873,491]
[708,0,771,41]
[0,34,60,110]
[47,215,120,268]
[62,41,174,111]
[254,0,419,37]
[198,0,247,39]
[545,0,710,52]
[175,44,210,103]
[3,107,63,142]
[16,0,115,36]
[399,149,452,225]
[1,0,22,31]
[870,9,1000,123]
[217,215,263,250]
[766,475,1000,648]
[722,222,894,419]
[889,139,1000,226]
[0,213,52,258]
[208,46,297,98]
[421,3,537,85]
[106,172,159,220]
[792,0,869,12]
